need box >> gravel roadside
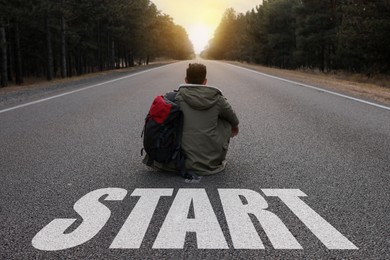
[1,61,389,111]
[228,61,390,106]
[0,62,173,111]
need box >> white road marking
[262,189,358,250]
[153,189,228,249]
[110,189,173,249]
[219,189,302,249]
[0,65,172,114]
[32,188,358,251]
[32,188,127,251]
[225,62,390,111]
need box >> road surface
[1,61,389,259]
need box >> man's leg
[217,118,232,162]
[142,155,178,172]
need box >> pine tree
[295,0,338,71]
[338,0,390,74]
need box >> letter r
[218,189,302,249]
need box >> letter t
[262,189,358,250]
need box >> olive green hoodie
[148,84,239,175]
[176,84,239,175]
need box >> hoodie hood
[178,84,222,110]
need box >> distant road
[1,61,389,259]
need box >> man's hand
[231,125,239,137]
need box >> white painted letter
[32,188,127,251]
[110,189,173,249]
[262,189,358,249]
[153,189,228,249]
[218,189,302,249]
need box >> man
[145,63,239,175]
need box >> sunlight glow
[188,25,214,54]
[151,0,260,53]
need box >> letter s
[32,188,127,251]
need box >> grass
[229,61,390,105]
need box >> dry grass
[230,61,390,105]
[0,69,130,95]
[0,60,175,95]
[2,61,389,106]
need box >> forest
[0,0,194,87]
[203,0,390,76]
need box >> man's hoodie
[175,84,239,175]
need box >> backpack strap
[165,91,178,102]
[176,151,200,180]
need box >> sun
[188,24,214,54]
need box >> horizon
[151,0,263,53]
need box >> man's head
[185,63,207,85]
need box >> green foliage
[206,8,239,60]
[203,0,389,74]
[1,0,194,83]
[337,0,390,74]
[295,0,338,71]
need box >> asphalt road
[1,60,389,259]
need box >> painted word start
[32,188,357,251]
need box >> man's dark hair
[186,63,207,84]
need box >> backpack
[142,91,198,180]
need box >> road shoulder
[0,62,175,110]
[227,61,390,106]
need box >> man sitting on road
[144,63,239,175]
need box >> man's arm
[218,96,239,137]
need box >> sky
[151,0,263,53]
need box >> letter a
[153,189,228,249]
[32,188,127,251]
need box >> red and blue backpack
[142,92,198,180]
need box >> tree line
[0,0,194,87]
[203,0,390,75]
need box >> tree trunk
[129,53,134,67]
[7,32,13,82]
[110,37,115,69]
[0,23,8,87]
[45,13,54,81]
[116,43,120,69]
[60,0,67,78]
[75,49,81,75]
[97,21,103,71]
[124,48,128,68]
[14,22,23,84]
[67,51,72,77]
